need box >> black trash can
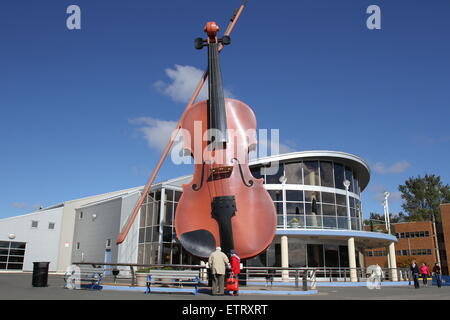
[32,262,50,287]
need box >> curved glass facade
[251,159,363,231]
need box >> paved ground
[1,273,449,300]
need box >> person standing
[208,247,229,296]
[410,260,420,289]
[420,263,430,286]
[432,262,442,288]
[229,250,241,296]
[373,264,384,289]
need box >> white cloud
[370,184,403,203]
[372,160,411,174]
[154,64,233,103]
[129,117,178,152]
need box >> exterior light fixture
[8,233,16,240]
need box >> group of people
[410,260,442,288]
[208,247,241,296]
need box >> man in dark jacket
[432,262,442,288]
[410,260,420,289]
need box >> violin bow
[116,0,248,245]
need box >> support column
[358,250,365,269]
[388,242,398,281]
[281,236,289,281]
[347,237,358,282]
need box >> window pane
[323,216,337,228]
[285,162,303,184]
[7,264,23,270]
[145,227,152,243]
[165,190,174,201]
[139,228,146,244]
[288,240,307,267]
[0,249,8,255]
[321,192,335,204]
[345,167,354,193]
[337,206,347,217]
[268,190,282,201]
[322,204,336,216]
[174,191,181,202]
[305,191,321,202]
[286,190,303,202]
[263,163,284,184]
[164,202,173,225]
[0,256,7,262]
[287,203,304,215]
[10,242,26,249]
[139,205,147,227]
[334,163,345,190]
[162,226,173,243]
[152,226,160,242]
[320,161,334,188]
[146,203,154,227]
[8,256,24,263]
[324,245,339,268]
[339,246,349,267]
[9,249,25,256]
[307,244,324,267]
[0,242,9,249]
[336,194,346,206]
[304,161,319,186]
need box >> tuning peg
[195,37,206,50]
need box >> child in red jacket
[229,250,241,296]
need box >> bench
[145,270,200,295]
[64,268,104,290]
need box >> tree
[398,174,450,223]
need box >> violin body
[174,98,277,260]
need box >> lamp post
[279,175,287,229]
[384,191,391,234]
[343,180,351,230]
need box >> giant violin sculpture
[174,22,277,259]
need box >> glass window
[10,242,26,249]
[139,228,146,244]
[162,226,172,243]
[79,211,83,219]
[0,256,7,262]
[152,226,160,242]
[174,191,181,202]
[320,161,334,188]
[155,191,161,201]
[139,205,147,227]
[145,203,154,227]
[172,244,181,264]
[164,202,173,225]
[324,245,339,268]
[322,204,336,216]
[0,242,9,249]
[0,249,8,255]
[165,190,174,201]
[48,222,55,230]
[321,192,335,204]
[285,162,303,184]
[145,227,152,243]
[268,190,282,201]
[424,231,430,237]
[344,167,354,193]
[7,264,23,270]
[305,191,321,202]
[31,221,38,228]
[323,216,337,228]
[288,240,307,267]
[8,256,24,263]
[336,194,346,206]
[337,206,347,218]
[334,163,345,190]
[9,249,25,256]
[303,161,319,186]
[286,190,303,202]
[339,246,349,267]
[263,163,284,184]
[307,244,324,267]
[287,203,304,215]
[305,202,321,215]
[76,242,80,250]
[353,171,359,195]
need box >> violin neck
[207,42,228,146]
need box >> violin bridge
[207,166,233,181]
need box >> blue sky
[1,0,449,219]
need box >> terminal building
[0,150,421,280]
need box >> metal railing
[72,262,409,289]
[277,214,362,231]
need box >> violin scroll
[194,21,231,50]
